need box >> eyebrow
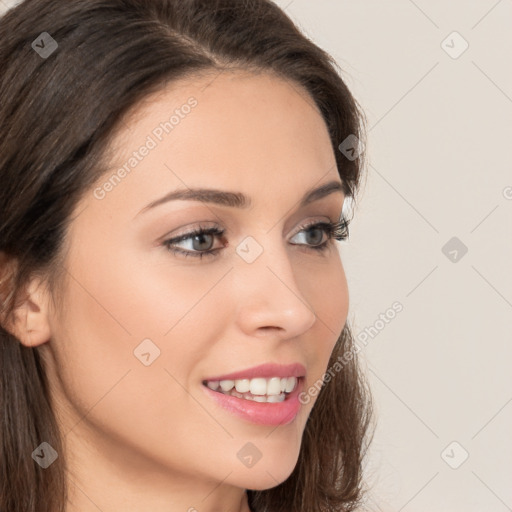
[135,179,344,217]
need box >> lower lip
[202,378,304,426]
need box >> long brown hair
[0,1,373,510]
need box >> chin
[234,453,300,491]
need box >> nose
[231,235,317,339]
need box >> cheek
[305,251,348,337]
[300,252,348,385]
[322,254,349,328]
[52,243,221,390]
[49,244,232,461]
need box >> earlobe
[8,278,52,348]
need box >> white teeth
[234,379,250,393]
[205,376,298,396]
[219,379,235,392]
[206,380,219,390]
[228,389,285,403]
[266,394,286,403]
[266,377,282,395]
[285,376,296,393]
[249,378,267,395]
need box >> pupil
[193,233,213,251]
[307,227,323,245]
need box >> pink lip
[202,376,304,426]
[202,362,306,382]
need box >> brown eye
[290,219,349,253]
[162,225,226,259]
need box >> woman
[0,1,373,511]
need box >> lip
[202,362,306,382]
[202,376,304,426]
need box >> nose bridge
[231,230,317,336]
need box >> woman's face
[41,70,349,509]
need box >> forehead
[90,69,339,217]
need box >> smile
[202,376,299,403]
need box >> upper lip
[203,362,306,382]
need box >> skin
[11,69,349,512]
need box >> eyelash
[162,217,350,260]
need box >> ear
[7,276,52,348]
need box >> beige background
[2,0,511,510]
